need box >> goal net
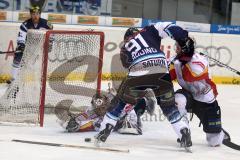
[0,30,104,126]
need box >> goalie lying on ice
[55,86,146,135]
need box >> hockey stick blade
[222,129,240,151]
[223,139,240,151]
[12,139,130,153]
[183,146,192,153]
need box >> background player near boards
[7,5,53,84]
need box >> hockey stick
[222,129,240,151]
[12,139,130,153]
[223,140,240,151]
[0,50,22,54]
[199,52,240,76]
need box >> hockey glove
[120,46,131,68]
[66,117,80,132]
[16,43,25,53]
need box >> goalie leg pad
[116,110,142,135]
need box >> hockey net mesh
[0,30,103,125]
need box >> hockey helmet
[176,37,195,62]
[124,27,140,41]
[30,5,41,14]
[91,93,110,116]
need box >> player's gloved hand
[120,46,131,68]
[16,43,25,53]
[66,117,80,132]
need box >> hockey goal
[0,30,104,126]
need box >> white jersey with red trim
[73,105,138,132]
[170,53,218,103]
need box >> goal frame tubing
[39,30,105,127]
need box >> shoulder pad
[23,20,29,26]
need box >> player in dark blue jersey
[7,5,53,84]
[95,22,194,150]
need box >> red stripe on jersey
[191,61,205,70]
[182,65,208,82]
[169,64,177,80]
[206,78,218,97]
[79,121,95,132]
[82,113,89,119]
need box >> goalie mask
[91,93,110,116]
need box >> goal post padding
[0,30,104,126]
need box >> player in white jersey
[170,37,229,146]
[95,22,194,149]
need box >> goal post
[0,29,105,126]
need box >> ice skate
[178,128,192,152]
[94,123,114,147]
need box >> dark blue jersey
[120,22,188,76]
[17,18,53,45]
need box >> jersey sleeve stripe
[185,63,208,77]
[205,78,218,97]
[169,64,177,80]
[20,24,27,33]
[130,53,165,67]
[182,64,209,82]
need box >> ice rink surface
[0,83,240,160]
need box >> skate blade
[184,146,192,153]
[179,143,192,153]
[94,138,104,147]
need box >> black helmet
[124,27,139,40]
[176,37,195,63]
[182,37,195,57]
[30,5,41,14]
